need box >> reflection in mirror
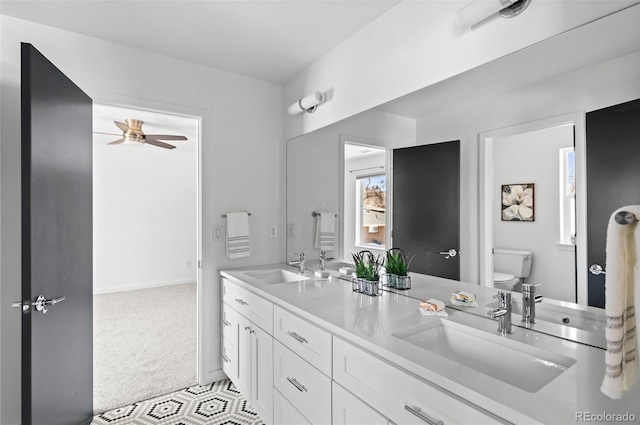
[343,142,388,258]
[489,124,577,304]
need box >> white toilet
[493,248,533,290]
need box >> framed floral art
[501,183,534,221]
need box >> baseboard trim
[93,279,196,295]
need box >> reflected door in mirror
[586,98,640,308]
[393,141,460,280]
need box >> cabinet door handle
[223,319,231,327]
[286,377,307,392]
[404,405,444,425]
[287,331,308,344]
[223,354,231,363]
[244,326,251,331]
[235,298,248,306]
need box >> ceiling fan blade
[94,131,122,136]
[144,134,188,141]
[114,121,131,133]
[145,139,176,149]
[108,138,125,145]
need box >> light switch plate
[269,224,278,239]
[213,225,223,241]
[287,223,295,238]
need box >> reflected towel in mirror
[314,212,335,252]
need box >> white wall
[286,108,414,264]
[0,16,283,424]
[492,125,575,302]
[93,104,198,294]
[283,1,637,139]
[415,51,640,285]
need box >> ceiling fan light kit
[107,118,188,149]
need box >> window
[356,174,386,248]
[559,148,576,244]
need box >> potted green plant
[351,251,369,292]
[385,248,412,289]
[351,251,383,296]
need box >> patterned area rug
[92,380,263,425]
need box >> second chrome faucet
[487,291,512,334]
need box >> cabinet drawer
[222,277,273,334]
[221,336,237,382]
[273,389,312,425]
[332,381,389,425]
[222,301,241,342]
[273,305,332,376]
[333,337,506,425]
[274,341,331,425]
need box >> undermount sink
[244,269,310,285]
[393,319,576,392]
[484,300,606,333]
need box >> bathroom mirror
[285,6,640,310]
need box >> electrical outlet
[269,224,278,239]
[287,223,295,238]
[213,225,223,241]
[187,260,192,268]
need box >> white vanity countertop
[220,265,639,424]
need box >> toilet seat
[493,272,519,289]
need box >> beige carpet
[93,282,197,414]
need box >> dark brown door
[21,43,93,424]
[393,141,460,280]
[586,98,640,308]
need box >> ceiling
[0,0,400,84]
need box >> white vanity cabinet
[333,337,506,425]
[221,278,274,425]
[332,381,390,425]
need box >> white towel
[226,212,250,259]
[314,212,335,252]
[601,206,640,399]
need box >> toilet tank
[494,248,533,278]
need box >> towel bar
[222,212,251,218]
[615,211,637,225]
[312,212,338,217]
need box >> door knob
[13,295,66,314]
[438,249,457,259]
[589,264,606,275]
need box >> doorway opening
[92,103,201,412]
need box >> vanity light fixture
[456,0,532,28]
[287,91,325,115]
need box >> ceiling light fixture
[287,91,325,115]
[456,0,532,28]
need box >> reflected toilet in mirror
[493,249,532,291]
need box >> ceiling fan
[104,118,188,149]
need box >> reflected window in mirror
[560,147,576,245]
[356,174,386,249]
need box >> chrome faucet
[319,251,326,271]
[522,283,543,325]
[487,291,512,334]
[288,252,305,273]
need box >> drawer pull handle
[244,326,251,331]
[223,354,231,363]
[234,298,248,306]
[287,331,308,344]
[223,319,231,327]
[287,377,307,393]
[404,405,444,425]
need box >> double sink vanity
[220,263,638,424]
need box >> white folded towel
[226,212,250,259]
[314,212,336,252]
[601,206,640,399]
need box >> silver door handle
[404,405,444,425]
[589,264,606,275]
[438,249,457,259]
[32,295,66,314]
